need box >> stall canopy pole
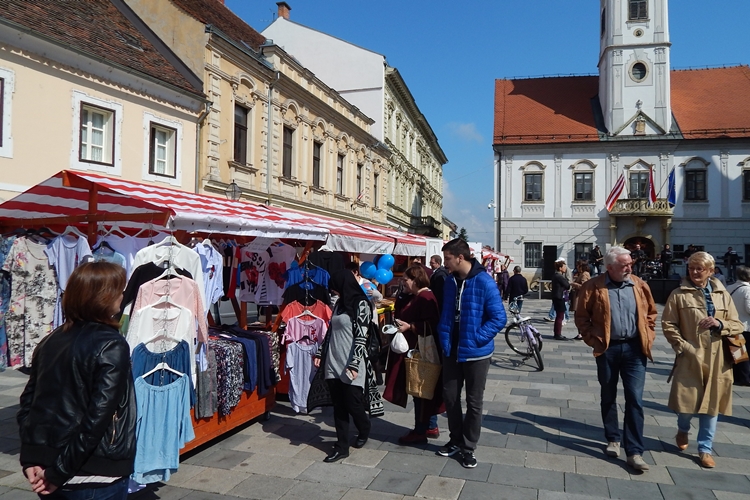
[87,185,98,247]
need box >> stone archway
[623,236,655,259]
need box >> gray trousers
[442,354,490,452]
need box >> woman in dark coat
[383,264,444,444]
[314,270,382,463]
[551,260,571,340]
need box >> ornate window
[234,105,249,165]
[571,160,596,202]
[629,171,649,198]
[521,161,545,202]
[628,0,648,21]
[282,126,293,179]
[312,141,322,188]
[682,157,709,201]
[336,154,345,195]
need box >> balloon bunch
[360,254,394,284]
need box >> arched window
[629,0,648,21]
[681,157,709,201]
[571,160,596,201]
[521,161,545,202]
[625,160,651,199]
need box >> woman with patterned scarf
[662,251,744,468]
[313,269,383,463]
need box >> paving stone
[510,388,541,397]
[178,467,251,494]
[341,488,403,500]
[414,475,465,500]
[627,464,674,484]
[458,480,536,500]
[0,472,31,490]
[713,492,750,500]
[188,449,253,470]
[658,483,718,500]
[226,475,297,500]
[475,431,509,448]
[342,448,388,468]
[296,462,380,489]
[0,489,38,500]
[136,485,197,500]
[473,446,526,466]
[232,454,313,479]
[367,469,424,496]
[161,464,207,489]
[230,436,309,457]
[525,451,576,472]
[440,458,491,482]
[377,451,447,476]
[487,463,564,491]
[574,456,632,479]
[649,451,701,469]
[277,480,348,500]
[666,467,750,494]
[505,434,548,453]
[607,477,665,499]
[546,438,603,458]
[712,441,750,460]
[563,472,609,497]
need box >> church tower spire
[598,0,672,136]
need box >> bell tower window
[629,0,648,21]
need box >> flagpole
[655,168,671,197]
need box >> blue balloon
[377,254,395,270]
[360,261,376,279]
[375,269,393,284]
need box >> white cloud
[446,122,483,144]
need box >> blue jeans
[677,413,718,454]
[596,338,647,456]
[413,397,439,433]
[43,478,128,500]
[548,301,569,321]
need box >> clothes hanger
[141,361,184,378]
[93,240,116,253]
[104,225,129,238]
[142,327,180,348]
[62,225,88,239]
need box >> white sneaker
[606,442,621,457]
[562,320,568,326]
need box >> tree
[458,227,469,241]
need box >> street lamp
[224,180,241,201]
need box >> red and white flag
[647,168,657,207]
[605,173,626,212]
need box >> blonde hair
[687,251,715,270]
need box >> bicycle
[504,296,544,371]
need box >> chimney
[277,2,291,20]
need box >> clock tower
[598,0,672,136]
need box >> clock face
[630,62,648,82]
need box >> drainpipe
[194,101,212,194]
[266,72,280,205]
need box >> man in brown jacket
[575,246,657,472]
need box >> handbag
[723,333,749,365]
[404,330,441,400]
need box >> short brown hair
[442,238,471,260]
[63,261,126,331]
[555,261,566,271]
[404,264,430,289]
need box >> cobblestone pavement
[0,297,748,499]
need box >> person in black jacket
[18,262,135,499]
[429,254,449,311]
[551,260,571,340]
[506,266,529,311]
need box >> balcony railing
[609,198,673,216]
[411,215,442,236]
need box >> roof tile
[0,0,202,96]
[494,66,750,144]
[169,0,267,50]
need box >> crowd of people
[16,239,750,500]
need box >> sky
[225,0,750,247]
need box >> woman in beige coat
[662,252,744,468]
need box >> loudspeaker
[647,279,681,304]
[542,245,557,280]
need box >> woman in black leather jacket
[18,261,135,499]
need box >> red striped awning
[0,170,328,240]
[0,171,427,255]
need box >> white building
[493,0,750,277]
[262,2,447,237]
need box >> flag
[605,173,626,212]
[647,168,657,207]
[667,167,676,208]
[356,190,364,201]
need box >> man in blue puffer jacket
[436,238,506,468]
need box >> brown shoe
[699,452,715,468]
[675,431,689,451]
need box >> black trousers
[327,379,370,453]
[442,355,490,452]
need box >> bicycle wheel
[504,324,527,356]
[531,342,544,371]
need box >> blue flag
[667,167,676,208]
